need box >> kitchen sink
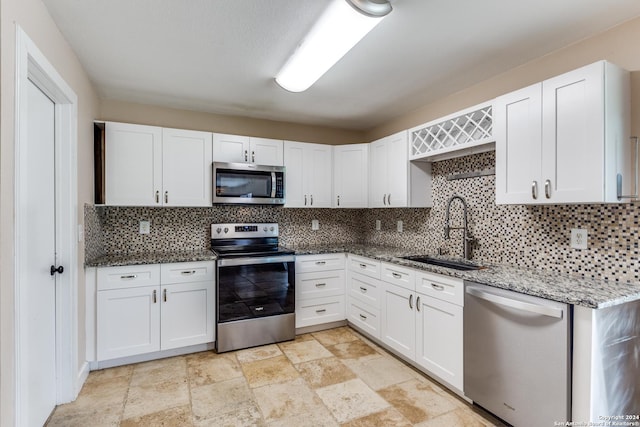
[400,255,484,271]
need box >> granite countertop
[85,250,217,267]
[290,243,640,309]
[85,244,640,309]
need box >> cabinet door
[105,122,162,206]
[162,128,213,206]
[334,144,369,208]
[542,62,604,203]
[160,281,215,350]
[307,143,333,207]
[369,138,388,208]
[415,294,463,391]
[97,285,160,360]
[494,84,543,205]
[213,133,250,163]
[380,282,415,360]
[284,141,306,207]
[250,137,284,166]
[386,131,409,207]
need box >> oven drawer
[348,255,381,279]
[415,271,463,306]
[97,264,160,290]
[295,253,346,273]
[296,270,345,300]
[348,272,381,309]
[296,295,345,328]
[160,261,215,285]
[347,299,380,339]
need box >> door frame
[14,26,79,422]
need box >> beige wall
[366,16,640,141]
[100,99,366,145]
[0,0,99,424]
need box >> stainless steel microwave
[212,162,285,205]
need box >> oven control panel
[211,223,278,239]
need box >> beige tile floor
[47,327,503,426]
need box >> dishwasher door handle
[466,286,563,319]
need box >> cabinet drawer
[160,261,215,284]
[381,262,415,291]
[97,264,161,290]
[415,271,463,306]
[296,270,345,300]
[347,300,380,339]
[348,272,381,309]
[296,296,345,328]
[348,255,380,279]
[295,253,345,273]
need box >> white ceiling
[43,0,640,130]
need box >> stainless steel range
[211,223,295,353]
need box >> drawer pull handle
[181,270,196,275]
[359,314,367,320]
[120,275,137,280]
[315,261,326,265]
[431,283,445,291]
[391,272,402,279]
[255,307,264,311]
[416,296,421,311]
[152,289,157,304]
[359,263,367,268]
[155,190,160,203]
[359,286,367,293]
[315,283,327,287]
[163,288,167,302]
[316,308,327,314]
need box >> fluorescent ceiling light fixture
[275,0,392,93]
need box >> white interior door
[20,79,57,426]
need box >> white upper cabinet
[369,131,432,208]
[105,122,163,206]
[104,123,213,207]
[162,128,213,206]
[213,133,283,166]
[495,61,631,205]
[333,143,369,208]
[284,141,332,208]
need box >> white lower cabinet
[347,258,464,393]
[295,254,346,328]
[415,292,463,391]
[97,261,215,361]
[97,285,161,360]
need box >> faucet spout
[444,195,472,260]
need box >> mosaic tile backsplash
[85,151,640,283]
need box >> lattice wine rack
[409,102,494,160]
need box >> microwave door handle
[271,172,276,198]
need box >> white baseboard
[76,361,90,395]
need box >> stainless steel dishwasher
[464,281,571,427]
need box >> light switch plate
[375,220,381,231]
[570,228,587,249]
[397,220,403,233]
[139,220,150,234]
[312,219,319,231]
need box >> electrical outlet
[570,228,588,249]
[139,220,150,234]
[312,219,319,231]
[397,220,403,233]
[375,220,381,231]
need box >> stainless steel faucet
[444,195,473,260]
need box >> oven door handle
[217,255,295,267]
